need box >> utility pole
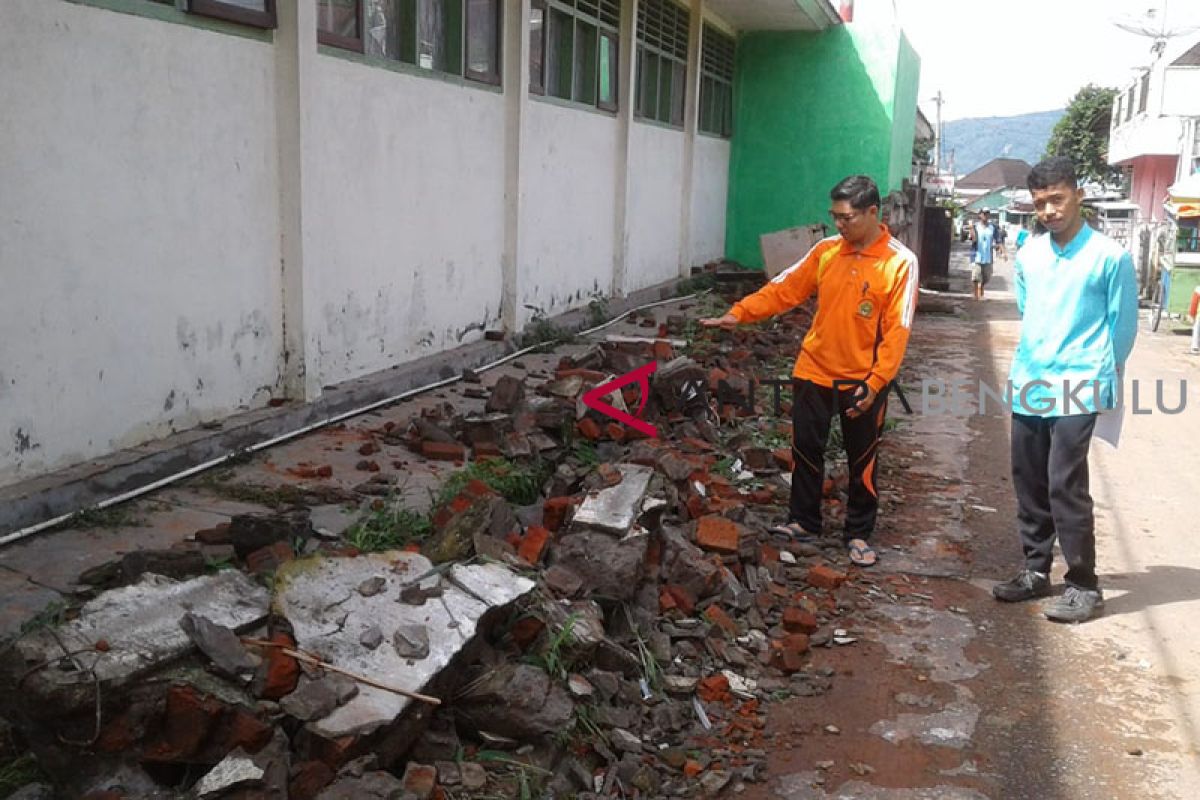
[931,90,945,174]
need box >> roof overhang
[704,0,842,32]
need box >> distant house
[1108,33,1200,226]
[955,157,1033,201]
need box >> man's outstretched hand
[699,313,739,330]
[844,383,878,419]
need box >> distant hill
[942,109,1064,176]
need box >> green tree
[1044,84,1121,187]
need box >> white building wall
[518,102,620,325]
[0,0,738,489]
[626,123,686,292]
[691,136,732,264]
[0,1,282,484]
[1162,68,1200,119]
[307,57,507,386]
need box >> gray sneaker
[1044,586,1104,623]
[992,570,1052,602]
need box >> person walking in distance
[700,175,919,568]
[991,156,1138,622]
[971,210,996,300]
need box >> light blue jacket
[1009,225,1138,416]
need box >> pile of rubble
[0,289,889,799]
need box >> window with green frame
[699,23,733,137]
[146,0,276,28]
[532,0,620,111]
[635,0,688,127]
[317,0,502,85]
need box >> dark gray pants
[1010,413,1098,590]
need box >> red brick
[686,495,708,519]
[403,762,438,800]
[577,418,602,440]
[704,605,738,637]
[652,340,675,361]
[664,584,696,615]
[289,761,335,800]
[707,367,729,389]
[473,441,503,458]
[697,674,731,703]
[518,525,551,565]
[543,496,576,532]
[695,515,741,555]
[194,523,231,544]
[659,589,678,613]
[142,685,220,762]
[555,368,608,383]
[770,633,810,673]
[245,540,294,575]
[422,440,466,461]
[683,760,704,777]
[224,707,273,754]
[605,423,626,442]
[311,734,358,770]
[749,488,775,505]
[465,479,495,498]
[759,544,780,565]
[806,564,847,590]
[643,534,662,581]
[260,632,300,700]
[783,607,820,634]
[316,464,333,477]
[772,448,794,470]
[511,616,545,650]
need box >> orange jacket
[730,226,918,393]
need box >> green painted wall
[888,33,921,191]
[725,22,920,268]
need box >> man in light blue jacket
[992,157,1138,623]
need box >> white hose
[0,290,710,547]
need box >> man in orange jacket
[701,175,918,566]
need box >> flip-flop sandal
[847,539,878,567]
[767,522,819,542]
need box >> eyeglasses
[829,210,862,224]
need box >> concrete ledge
[0,279,689,536]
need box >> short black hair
[830,175,881,211]
[1027,156,1078,191]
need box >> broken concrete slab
[11,571,270,712]
[179,612,261,682]
[549,528,649,601]
[459,663,574,740]
[273,552,534,740]
[571,464,654,534]
[193,750,265,797]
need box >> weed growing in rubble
[586,291,609,328]
[436,458,550,508]
[569,440,600,467]
[530,613,578,681]
[520,305,574,350]
[676,273,716,296]
[345,504,432,553]
[59,505,141,530]
[16,601,67,638]
[0,754,46,797]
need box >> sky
[893,0,1200,122]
